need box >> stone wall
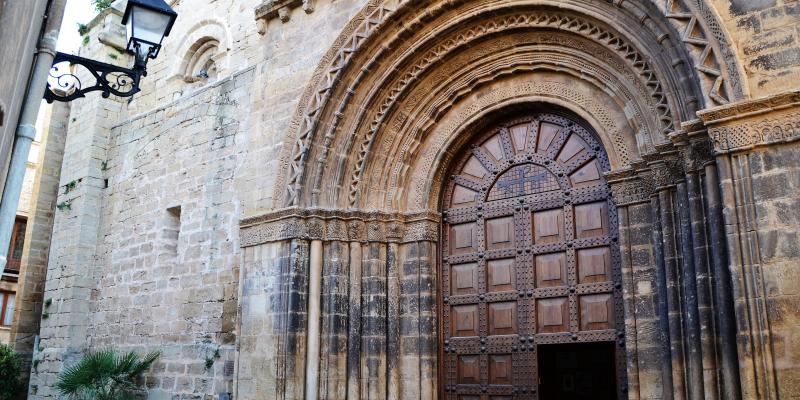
[710,0,800,97]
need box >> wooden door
[441,113,625,399]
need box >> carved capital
[239,208,441,246]
[608,176,652,206]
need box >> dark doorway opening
[538,341,617,400]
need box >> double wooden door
[441,113,625,399]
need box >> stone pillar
[653,160,688,400]
[361,228,387,399]
[347,236,363,400]
[319,238,349,400]
[305,239,323,399]
[672,125,721,400]
[698,91,800,399]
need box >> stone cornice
[239,207,440,246]
[255,0,314,24]
[697,91,800,154]
[697,91,800,125]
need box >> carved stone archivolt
[239,208,440,246]
[273,0,745,209]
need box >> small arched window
[182,38,220,83]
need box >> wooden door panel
[450,222,478,255]
[487,258,515,292]
[574,202,608,239]
[458,355,481,384]
[557,134,588,164]
[508,123,529,154]
[482,136,505,163]
[580,293,615,331]
[570,160,602,187]
[535,252,566,288]
[577,247,611,283]
[463,156,490,180]
[537,121,560,152]
[443,113,622,399]
[452,262,480,295]
[486,216,515,250]
[532,208,564,245]
[489,354,513,385]
[452,305,479,337]
[488,301,517,336]
[452,185,479,207]
[537,297,570,333]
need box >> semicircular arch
[272,0,744,209]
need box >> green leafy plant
[77,23,89,36]
[82,36,90,46]
[204,347,221,370]
[41,311,50,319]
[45,298,52,307]
[65,180,77,193]
[91,0,114,12]
[101,160,109,171]
[0,344,25,400]
[108,53,118,60]
[57,201,71,211]
[56,348,160,400]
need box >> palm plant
[56,348,160,400]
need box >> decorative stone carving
[255,0,314,24]
[607,168,654,206]
[698,91,800,153]
[347,221,364,241]
[239,208,440,246]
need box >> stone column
[347,231,363,400]
[305,239,323,399]
[361,226,387,399]
[673,126,721,400]
[651,159,688,400]
[702,163,741,400]
[319,234,349,400]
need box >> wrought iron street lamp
[44,0,177,103]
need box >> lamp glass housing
[123,0,177,61]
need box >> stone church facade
[14,0,800,399]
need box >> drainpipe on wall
[0,0,67,277]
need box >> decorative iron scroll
[44,52,143,103]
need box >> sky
[57,0,102,53]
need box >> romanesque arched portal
[235,1,763,399]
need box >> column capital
[239,207,440,246]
